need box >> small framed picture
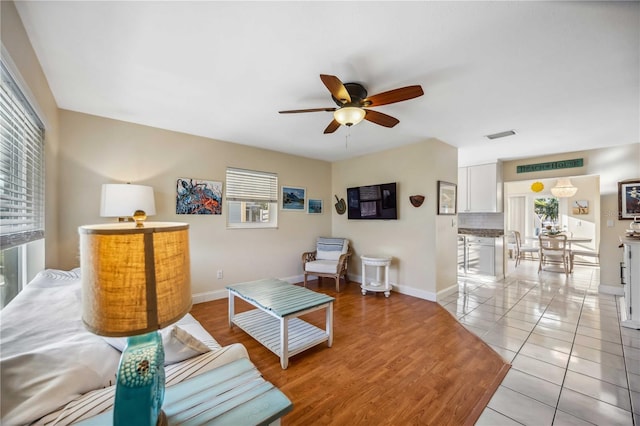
[618,179,640,219]
[572,200,589,215]
[307,199,323,214]
[437,181,457,215]
[281,186,306,211]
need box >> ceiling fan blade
[279,107,336,114]
[320,74,351,104]
[364,109,400,128]
[323,119,341,134]
[363,85,424,107]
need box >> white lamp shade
[333,107,366,126]
[550,178,578,198]
[100,184,156,217]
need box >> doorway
[504,175,600,272]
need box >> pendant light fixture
[550,178,578,198]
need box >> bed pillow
[103,325,210,365]
[316,237,348,261]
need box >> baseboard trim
[192,274,306,304]
[437,283,459,301]
[192,289,227,304]
[192,275,439,304]
[394,285,437,301]
[599,284,624,296]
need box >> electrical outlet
[217,270,223,279]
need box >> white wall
[332,139,458,300]
[57,110,332,299]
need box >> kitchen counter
[457,232,505,279]
[458,228,505,238]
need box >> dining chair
[570,248,599,272]
[513,231,538,266]
[538,234,570,276]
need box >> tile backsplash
[458,212,504,229]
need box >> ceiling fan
[279,74,424,134]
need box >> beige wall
[57,110,332,298]
[332,139,458,300]
[502,143,640,288]
[2,1,60,272]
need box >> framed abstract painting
[176,178,222,215]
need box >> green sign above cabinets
[516,158,584,174]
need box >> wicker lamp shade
[79,222,191,337]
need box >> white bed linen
[0,269,121,426]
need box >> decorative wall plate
[410,195,425,207]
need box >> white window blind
[226,167,278,203]
[0,61,45,250]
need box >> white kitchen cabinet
[458,162,502,212]
[457,167,468,212]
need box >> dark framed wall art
[618,179,640,219]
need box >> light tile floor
[439,260,640,425]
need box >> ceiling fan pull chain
[345,132,350,150]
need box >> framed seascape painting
[176,178,222,215]
[618,179,640,219]
[282,186,306,211]
[437,181,457,215]
[308,199,322,214]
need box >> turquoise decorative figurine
[114,332,166,426]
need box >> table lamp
[79,221,191,426]
[100,183,157,224]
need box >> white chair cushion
[305,259,340,274]
[316,237,348,261]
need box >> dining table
[525,234,593,250]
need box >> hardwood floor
[190,279,509,425]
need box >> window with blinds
[0,61,45,250]
[226,167,278,228]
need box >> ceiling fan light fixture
[334,107,366,127]
[550,177,578,198]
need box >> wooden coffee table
[227,278,335,369]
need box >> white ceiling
[14,1,640,164]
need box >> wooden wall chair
[302,238,352,292]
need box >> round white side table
[360,255,392,297]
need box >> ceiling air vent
[485,130,517,140]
